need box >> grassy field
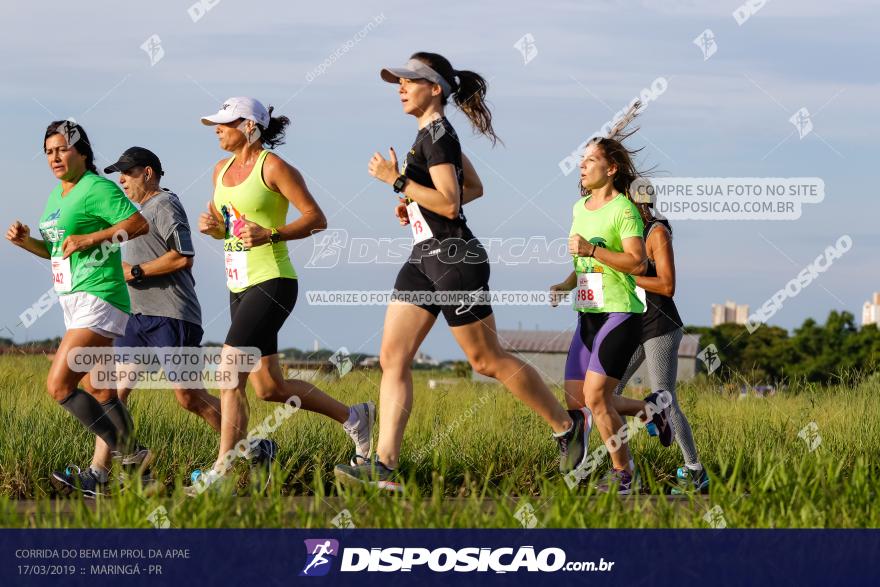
[0,355,878,528]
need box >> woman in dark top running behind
[334,52,590,492]
[613,185,706,493]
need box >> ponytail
[410,52,501,146]
[258,106,291,149]
[452,68,499,146]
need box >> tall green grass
[0,355,877,528]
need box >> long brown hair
[410,51,501,146]
[580,101,652,197]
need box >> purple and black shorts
[564,312,642,381]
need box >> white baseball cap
[201,97,270,128]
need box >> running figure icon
[301,540,338,576]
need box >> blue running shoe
[671,466,709,494]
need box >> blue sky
[1,0,877,360]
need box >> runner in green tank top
[193,97,374,494]
[549,112,674,494]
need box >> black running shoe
[50,466,108,499]
[671,466,709,495]
[249,438,278,493]
[252,438,278,468]
[555,408,592,474]
[334,458,403,494]
[644,392,673,447]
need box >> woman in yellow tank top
[192,97,374,493]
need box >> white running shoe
[343,401,376,462]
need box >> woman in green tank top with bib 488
[194,97,374,492]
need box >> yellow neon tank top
[213,150,297,292]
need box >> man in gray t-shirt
[122,188,202,326]
[59,147,223,494]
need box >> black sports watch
[392,174,407,193]
[130,264,145,283]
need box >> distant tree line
[687,311,880,386]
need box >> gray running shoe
[343,401,376,462]
[334,457,403,494]
[117,445,154,472]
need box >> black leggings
[225,278,297,357]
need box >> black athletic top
[641,218,683,341]
[402,117,481,260]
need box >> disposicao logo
[300,539,339,577]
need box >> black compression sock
[100,398,135,455]
[59,388,119,452]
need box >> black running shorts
[225,277,297,357]
[392,252,492,327]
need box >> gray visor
[380,59,452,97]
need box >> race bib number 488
[574,272,604,310]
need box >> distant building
[279,359,337,381]
[473,329,701,386]
[863,292,880,327]
[712,300,750,326]
[414,351,439,367]
[359,356,380,368]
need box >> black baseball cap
[104,146,164,176]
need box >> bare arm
[635,225,675,297]
[6,221,50,259]
[569,234,647,275]
[198,160,229,240]
[264,154,327,240]
[61,212,149,259]
[553,270,578,291]
[234,153,327,248]
[123,251,193,282]
[549,270,578,307]
[368,148,462,220]
[461,153,483,205]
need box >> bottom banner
[2,529,877,585]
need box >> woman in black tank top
[334,52,593,492]
[639,216,683,341]
[621,192,706,491]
